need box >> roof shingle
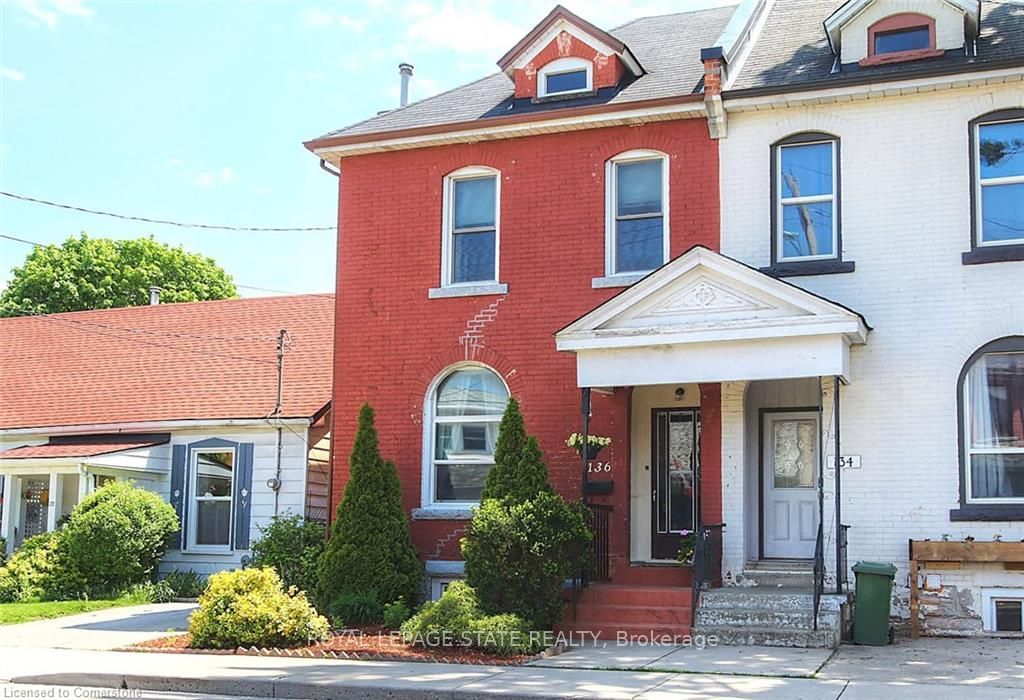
[0,295,334,431]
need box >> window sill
[962,245,1024,265]
[532,89,598,104]
[428,283,507,299]
[859,48,944,67]
[183,547,235,556]
[950,505,1024,521]
[592,272,649,289]
[412,506,475,520]
[761,260,856,277]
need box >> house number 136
[588,462,611,473]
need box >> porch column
[46,471,59,532]
[0,475,12,554]
[834,376,843,593]
[78,466,90,500]
[580,387,591,500]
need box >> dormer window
[862,13,939,65]
[538,57,592,98]
[873,25,930,55]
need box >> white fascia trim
[510,19,621,72]
[315,102,705,161]
[1,417,313,438]
[725,67,1024,113]
[721,0,775,90]
[0,458,82,471]
[556,315,867,352]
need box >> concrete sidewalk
[1,645,1020,700]
[0,602,194,650]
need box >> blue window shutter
[234,443,254,550]
[169,444,187,550]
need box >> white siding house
[0,294,334,576]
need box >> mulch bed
[129,626,561,666]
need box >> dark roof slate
[316,5,738,141]
[729,0,1024,93]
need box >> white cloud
[1,67,26,81]
[14,0,93,28]
[301,6,368,32]
[193,168,234,188]
[167,157,184,167]
[404,2,521,54]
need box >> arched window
[425,365,509,505]
[968,110,1024,258]
[959,337,1024,505]
[538,57,592,98]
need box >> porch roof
[555,246,869,387]
[0,434,170,461]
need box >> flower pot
[578,444,603,460]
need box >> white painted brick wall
[719,83,1024,619]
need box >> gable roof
[496,4,638,75]
[728,0,1024,94]
[556,245,869,349]
[306,5,737,147]
[0,295,334,431]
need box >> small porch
[556,247,869,645]
[0,434,170,554]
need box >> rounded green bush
[188,567,330,650]
[400,580,479,643]
[468,613,540,655]
[60,481,179,594]
[251,514,324,604]
[0,531,79,601]
[462,491,591,630]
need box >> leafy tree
[0,233,237,316]
[480,397,551,504]
[317,404,421,612]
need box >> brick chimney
[700,47,727,139]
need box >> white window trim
[604,149,670,278]
[420,362,509,510]
[187,447,235,553]
[537,57,592,98]
[430,576,461,601]
[963,350,1024,504]
[776,139,838,262]
[440,166,501,288]
[981,588,1024,632]
[974,118,1024,248]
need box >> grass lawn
[0,597,143,625]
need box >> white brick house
[705,0,1024,635]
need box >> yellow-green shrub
[188,567,329,649]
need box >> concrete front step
[698,588,848,612]
[573,603,691,626]
[691,624,840,648]
[695,606,840,630]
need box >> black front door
[651,408,700,560]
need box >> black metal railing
[571,502,612,622]
[690,523,725,622]
[837,524,850,592]
[812,521,824,630]
[588,504,612,583]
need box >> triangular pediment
[556,247,868,348]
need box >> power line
[1,191,335,232]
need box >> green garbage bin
[852,561,897,645]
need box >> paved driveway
[0,602,195,650]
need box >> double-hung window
[775,137,838,262]
[442,168,499,286]
[974,115,1024,247]
[428,366,508,505]
[961,340,1024,504]
[607,151,668,276]
[190,448,234,549]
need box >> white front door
[762,411,819,559]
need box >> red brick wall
[330,120,720,564]
[512,31,625,99]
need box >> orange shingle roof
[0,295,334,430]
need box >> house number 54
[588,462,611,473]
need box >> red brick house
[305,4,733,636]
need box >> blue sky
[0,0,733,297]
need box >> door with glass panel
[651,409,699,560]
[762,411,819,559]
